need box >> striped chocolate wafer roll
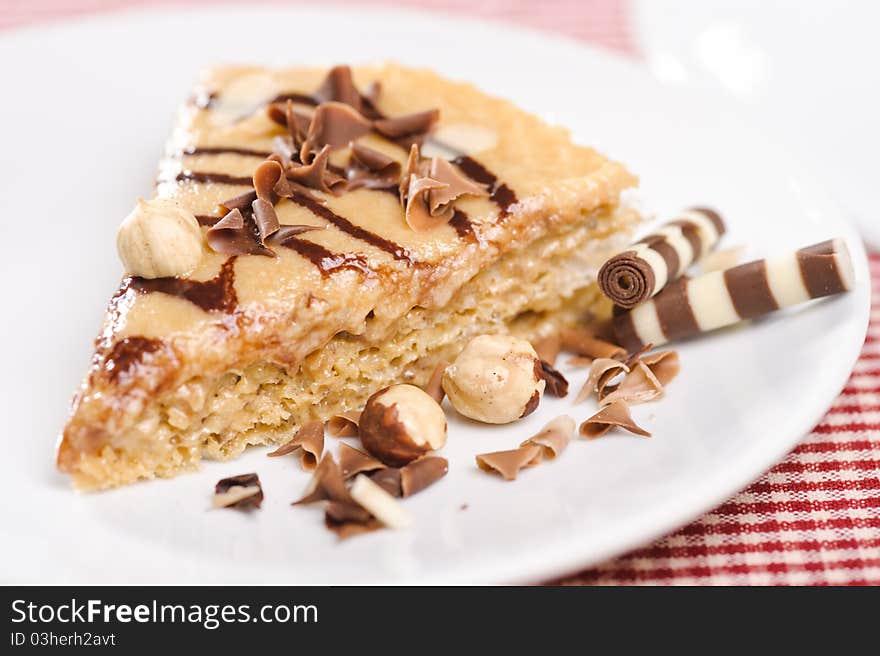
[598,207,726,308]
[613,238,855,350]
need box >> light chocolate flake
[579,401,651,439]
[253,159,286,203]
[313,65,379,117]
[286,144,346,194]
[599,361,664,407]
[404,174,453,231]
[641,350,681,387]
[347,142,402,189]
[326,410,361,437]
[267,420,325,471]
[337,443,386,480]
[426,157,490,214]
[301,101,371,160]
[532,333,562,366]
[576,358,630,403]
[374,109,439,139]
[251,198,280,244]
[561,327,626,360]
[475,444,543,481]
[213,473,264,510]
[521,416,575,459]
[400,456,448,497]
[422,361,449,404]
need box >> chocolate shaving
[641,350,681,387]
[475,444,542,481]
[427,157,490,214]
[267,420,324,471]
[313,65,379,117]
[271,135,297,168]
[567,356,594,368]
[399,144,428,203]
[400,456,448,497]
[326,410,361,437]
[253,159,286,203]
[368,467,402,498]
[521,416,575,459]
[301,101,371,161]
[347,142,403,189]
[561,327,626,360]
[404,175,453,231]
[374,109,439,139]
[576,358,630,403]
[623,343,654,370]
[207,208,275,257]
[422,361,449,404]
[324,511,382,540]
[267,99,311,148]
[213,473,263,510]
[293,454,352,505]
[538,360,569,397]
[287,144,346,194]
[252,198,280,244]
[267,224,322,246]
[219,189,258,214]
[600,361,664,407]
[532,333,562,366]
[579,401,651,439]
[338,443,386,479]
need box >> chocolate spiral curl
[598,207,726,309]
[612,238,855,351]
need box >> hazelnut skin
[359,384,447,466]
[442,334,545,424]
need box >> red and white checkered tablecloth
[7,0,878,585]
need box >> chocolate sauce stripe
[451,155,517,217]
[173,171,412,262]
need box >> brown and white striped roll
[612,238,855,350]
[598,207,726,309]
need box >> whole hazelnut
[117,198,203,278]
[359,384,447,466]
[442,334,545,424]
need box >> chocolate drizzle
[289,190,413,263]
[174,171,252,186]
[126,257,239,313]
[451,155,517,216]
[102,337,164,383]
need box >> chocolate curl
[347,142,402,189]
[400,456,448,497]
[326,410,361,437]
[579,402,651,439]
[404,175,453,231]
[599,361,664,407]
[374,109,439,139]
[613,238,855,351]
[293,454,352,505]
[476,444,542,481]
[287,145,346,194]
[521,416,575,459]
[206,208,275,257]
[337,443,385,480]
[301,101,371,161]
[598,207,726,309]
[538,360,569,397]
[266,420,324,471]
[313,65,381,118]
[575,358,629,403]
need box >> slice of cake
[57,63,639,489]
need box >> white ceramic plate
[0,6,869,584]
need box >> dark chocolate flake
[538,360,569,398]
[400,457,448,497]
